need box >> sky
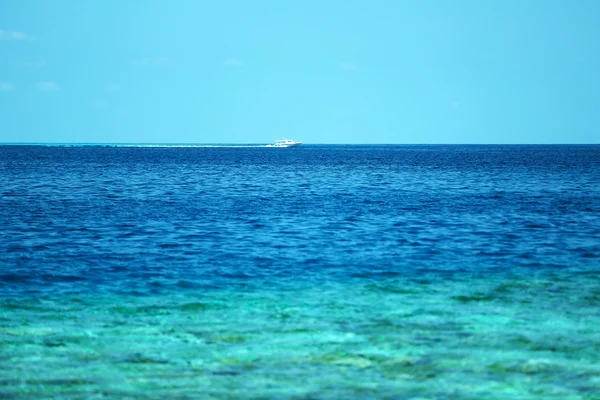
[1,0,599,144]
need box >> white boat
[267,139,302,147]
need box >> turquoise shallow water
[1,145,599,398]
[2,272,600,399]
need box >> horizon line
[1,142,599,146]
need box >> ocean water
[1,144,599,399]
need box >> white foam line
[5,143,279,148]
[103,145,273,148]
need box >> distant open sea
[1,144,599,399]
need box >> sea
[0,144,599,399]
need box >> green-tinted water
[2,272,599,399]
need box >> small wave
[452,292,496,303]
[350,271,403,279]
[0,273,31,283]
[39,274,88,283]
[2,191,29,197]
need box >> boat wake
[4,143,287,148]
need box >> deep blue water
[1,144,599,398]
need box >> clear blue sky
[1,0,599,144]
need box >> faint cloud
[106,83,121,92]
[338,62,357,71]
[133,57,170,67]
[20,58,46,68]
[36,81,59,91]
[93,100,108,109]
[450,101,461,110]
[0,82,15,91]
[223,58,243,67]
[0,29,35,41]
